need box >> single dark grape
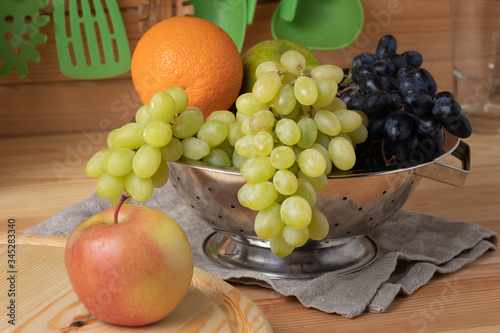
[339,89,356,105]
[362,91,393,117]
[346,94,366,111]
[412,68,438,96]
[373,59,396,77]
[380,53,406,72]
[391,132,419,162]
[384,110,414,142]
[355,140,386,170]
[358,73,385,94]
[411,114,443,137]
[368,115,388,139]
[434,91,455,101]
[389,90,405,105]
[352,64,374,83]
[432,97,463,123]
[382,76,399,92]
[352,53,377,67]
[443,113,472,138]
[375,35,397,56]
[404,91,434,116]
[401,50,423,68]
[397,65,416,95]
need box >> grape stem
[114,192,131,224]
[336,86,358,96]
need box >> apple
[241,39,323,93]
[65,194,194,326]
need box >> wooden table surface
[1,1,500,332]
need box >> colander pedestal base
[202,232,378,279]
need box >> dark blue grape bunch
[339,35,472,170]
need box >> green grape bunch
[86,50,369,257]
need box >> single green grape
[205,110,235,125]
[311,64,344,84]
[235,93,270,117]
[314,110,341,136]
[238,181,278,211]
[149,91,176,123]
[197,119,228,148]
[249,110,275,133]
[312,143,333,175]
[275,118,301,146]
[235,135,258,159]
[105,148,134,177]
[294,76,318,106]
[270,230,295,257]
[253,131,274,157]
[271,83,296,115]
[254,202,284,239]
[298,170,328,192]
[143,120,173,148]
[228,122,244,146]
[166,86,189,115]
[135,105,152,124]
[181,137,210,160]
[296,117,318,149]
[160,137,183,162]
[298,149,327,178]
[280,195,312,229]
[252,71,282,104]
[202,148,231,167]
[270,146,296,170]
[280,50,306,75]
[308,208,329,240]
[347,124,368,144]
[124,171,153,202]
[334,110,363,133]
[328,136,356,171]
[255,61,280,79]
[107,123,146,150]
[86,149,110,178]
[293,178,317,207]
[240,157,276,184]
[151,161,169,188]
[312,78,338,109]
[95,172,125,198]
[132,144,162,178]
[282,225,309,247]
[172,107,204,139]
[273,169,298,195]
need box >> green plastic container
[271,0,364,51]
[191,0,256,52]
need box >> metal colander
[168,134,470,279]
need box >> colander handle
[414,140,471,187]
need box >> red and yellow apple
[65,196,194,326]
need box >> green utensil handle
[279,0,298,21]
[247,0,258,24]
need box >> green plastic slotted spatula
[53,0,131,79]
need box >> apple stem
[114,192,130,224]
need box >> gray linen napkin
[25,182,498,318]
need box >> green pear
[241,39,323,93]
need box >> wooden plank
[0,236,272,332]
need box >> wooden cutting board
[0,235,273,332]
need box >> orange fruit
[131,16,243,118]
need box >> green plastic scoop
[271,0,364,51]
[191,0,258,52]
[53,0,131,79]
[0,0,50,78]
